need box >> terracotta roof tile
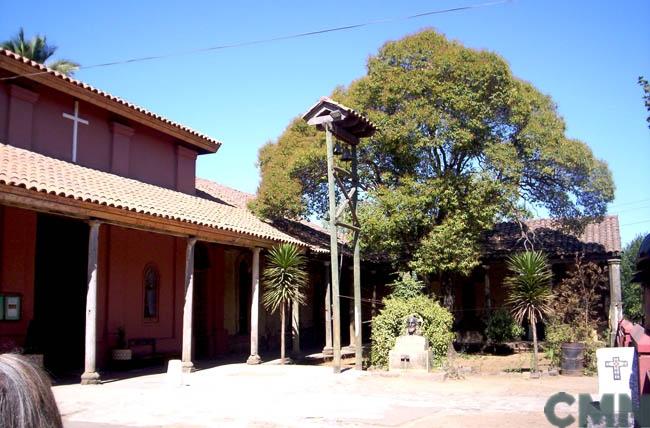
[0,143,302,245]
[196,178,337,253]
[483,216,622,257]
[0,49,220,149]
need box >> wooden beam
[333,166,351,176]
[330,124,359,145]
[0,185,287,249]
[336,221,360,232]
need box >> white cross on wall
[62,100,89,163]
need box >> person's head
[0,353,63,428]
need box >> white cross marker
[62,100,89,163]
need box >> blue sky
[2,0,649,246]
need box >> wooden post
[182,237,197,372]
[81,220,101,385]
[482,265,491,314]
[351,143,362,370]
[292,299,300,353]
[608,258,622,346]
[247,247,262,364]
[326,123,342,373]
[323,261,333,356]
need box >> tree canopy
[252,30,614,281]
[2,28,79,76]
[622,234,646,322]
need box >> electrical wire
[0,0,510,82]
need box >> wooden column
[247,247,262,364]
[608,258,622,346]
[482,265,491,314]
[325,123,342,373]
[351,143,362,370]
[323,261,333,356]
[182,237,197,372]
[81,220,101,385]
[292,299,300,353]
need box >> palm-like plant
[504,250,554,373]
[262,244,307,364]
[2,28,79,76]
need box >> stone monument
[388,314,432,372]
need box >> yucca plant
[262,244,307,364]
[2,28,79,75]
[504,250,554,374]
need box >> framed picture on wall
[0,295,4,320]
[4,295,21,321]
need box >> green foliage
[622,234,646,322]
[261,243,307,364]
[388,271,425,299]
[639,76,650,128]
[544,322,574,368]
[544,321,603,373]
[504,251,553,325]
[252,29,614,281]
[484,309,524,343]
[370,295,454,369]
[2,28,79,76]
[262,244,307,313]
[504,251,553,373]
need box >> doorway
[32,214,88,374]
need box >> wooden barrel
[561,342,585,376]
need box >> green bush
[484,309,525,343]
[544,322,574,368]
[370,295,454,369]
[388,271,425,299]
[545,321,604,373]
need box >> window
[143,264,159,321]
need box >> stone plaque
[596,347,635,413]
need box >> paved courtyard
[53,363,597,427]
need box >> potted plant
[111,326,132,361]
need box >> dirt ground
[54,357,597,428]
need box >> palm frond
[504,250,554,323]
[2,28,78,76]
[262,244,307,313]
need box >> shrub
[370,295,454,369]
[544,321,604,373]
[388,271,425,299]
[485,309,525,343]
[544,322,574,368]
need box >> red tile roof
[196,178,337,253]
[0,143,302,246]
[0,49,221,151]
[483,216,622,257]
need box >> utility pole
[303,98,375,373]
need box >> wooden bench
[128,338,162,363]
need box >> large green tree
[2,28,79,76]
[622,234,646,322]
[252,30,614,292]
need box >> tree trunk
[531,315,539,374]
[280,303,286,365]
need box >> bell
[333,143,343,156]
[340,146,353,162]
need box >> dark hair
[0,353,63,428]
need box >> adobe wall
[0,82,198,194]
[0,206,36,349]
